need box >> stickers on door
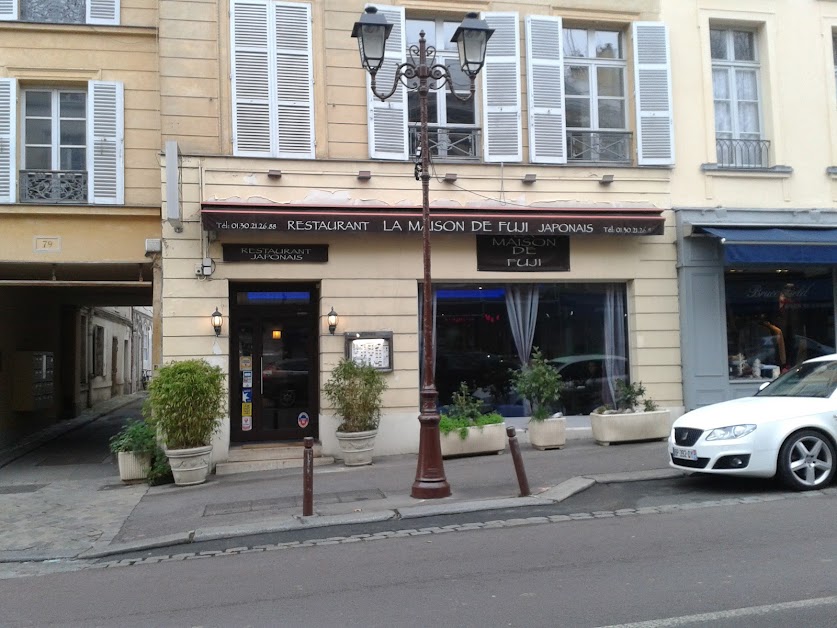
[242,402,253,416]
[298,411,310,428]
[240,356,252,371]
[242,416,252,431]
[242,370,253,388]
[242,389,252,403]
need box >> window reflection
[726,272,835,380]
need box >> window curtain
[505,285,539,366]
[603,284,627,406]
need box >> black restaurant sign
[222,244,328,263]
[202,208,664,236]
[477,235,569,272]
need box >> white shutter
[525,15,565,164]
[87,80,124,205]
[482,12,522,163]
[367,4,407,160]
[633,22,674,165]
[274,2,314,158]
[0,79,16,203]
[86,0,119,25]
[0,0,18,21]
[231,0,272,156]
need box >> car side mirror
[758,381,770,391]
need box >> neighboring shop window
[432,283,628,416]
[726,271,835,380]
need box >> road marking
[599,595,837,627]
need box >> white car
[669,354,837,491]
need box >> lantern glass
[352,7,393,73]
[450,13,494,79]
[211,308,223,336]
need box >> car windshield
[756,361,837,398]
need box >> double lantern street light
[352,7,494,499]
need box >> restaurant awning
[200,203,665,237]
[698,227,837,264]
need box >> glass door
[231,287,318,442]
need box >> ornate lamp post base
[411,387,451,498]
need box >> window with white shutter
[7,0,118,24]
[366,4,407,160]
[526,15,566,164]
[0,78,16,203]
[633,22,674,166]
[231,0,314,159]
[87,80,124,204]
[482,12,522,163]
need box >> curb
[6,467,677,563]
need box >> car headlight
[705,424,757,441]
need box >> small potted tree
[589,379,671,446]
[439,382,506,457]
[324,357,388,466]
[109,419,156,482]
[144,359,226,485]
[511,348,565,450]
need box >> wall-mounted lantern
[327,307,339,335]
[211,307,223,336]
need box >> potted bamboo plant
[511,348,565,450]
[324,357,388,466]
[144,359,226,485]
[590,379,670,446]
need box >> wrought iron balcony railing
[409,125,481,161]
[567,130,632,164]
[715,138,770,169]
[20,170,88,204]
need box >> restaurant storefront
[170,199,680,462]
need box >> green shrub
[440,382,504,439]
[323,358,388,432]
[144,359,226,449]
[510,348,563,421]
[109,419,156,455]
[597,379,659,413]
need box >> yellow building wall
[664,0,837,210]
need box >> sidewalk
[0,397,682,563]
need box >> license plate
[671,446,698,461]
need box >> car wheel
[777,429,836,491]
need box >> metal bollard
[506,426,531,497]
[302,437,314,516]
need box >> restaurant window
[432,283,628,416]
[725,271,835,380]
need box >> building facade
[0,0,161,447]
[666,1,837,410]
[159,0,683,463]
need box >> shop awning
[201,203,665,237]
[700,227,837,264]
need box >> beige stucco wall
[664,0,837,210]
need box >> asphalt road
[3,477,837,627]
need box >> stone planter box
[528,415,566,450]
[166,445,213,485]
[441,422,506,458]
[589,409,671,446]
[335,429,378,466]
[117,451,151,482]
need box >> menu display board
[345,332,394,372]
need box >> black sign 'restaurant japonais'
[222,244,329,263]
[476,235,570,272]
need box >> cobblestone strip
[85,488,836,571]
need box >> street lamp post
[353,7,494,499]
